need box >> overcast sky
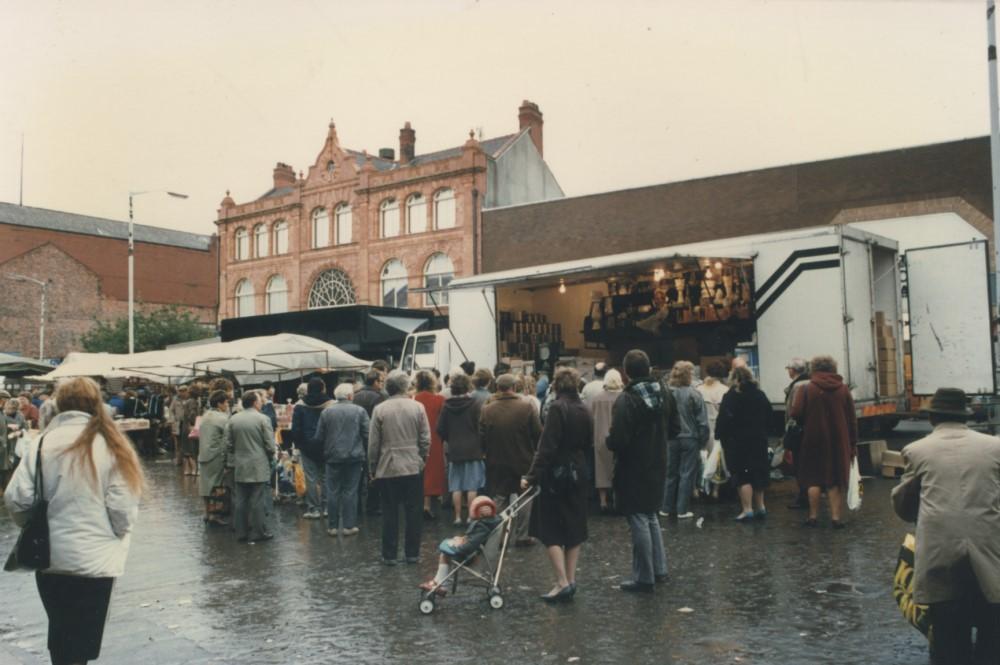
[0,0,989,235]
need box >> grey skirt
[447,460,485,493]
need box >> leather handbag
[4,435,50,572]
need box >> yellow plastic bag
[293,461,306,497]
[893,533,931,638]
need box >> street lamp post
[128,190,188,354]
[5,273,48,360]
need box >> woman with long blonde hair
[4,376,144,665]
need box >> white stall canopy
[38,334,370,384]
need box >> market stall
[35,334,371,385]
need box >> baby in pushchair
[420,496,501,596]
[417,488,538,614]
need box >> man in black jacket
[606,349,679,593]
[354,369,388,515]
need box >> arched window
[265,275,288,314]
[235,279,255,317]
[307,268,356,309]
[253,223,269,258]
[234,228,249,261]
[434,188,456,230]
[335,203,352,245]
[380,198,400,238]
[406,193,427,234]
[273,220,289,255]
[424,252,454,306]
[381,259,408,308]
[312,207,329,248]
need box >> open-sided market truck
[401,225,995,431]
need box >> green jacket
[225,409,275,484]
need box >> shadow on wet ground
[1,442,930,665]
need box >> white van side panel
[753,232,845,404]
[906,240,995,395]
[448,286,499,374]
[842,236,877,400]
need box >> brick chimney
[272,162,295,189]
[518,100,543,157]
[399,122,415,164]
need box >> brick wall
[0,225,218,358]
[217,126,487,320]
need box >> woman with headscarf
[789,355,859,528]
[4,377,144,665]
[587,368,624,514]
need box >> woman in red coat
[414,370,447,519]
[789,355,858,528]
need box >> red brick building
[216,101,562,320]
[481,136,995,271]
[0,202,218,359]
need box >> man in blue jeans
[606,349,679,592]
[313,382,370,536]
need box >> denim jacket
[668,384,709,446]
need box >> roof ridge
[0,201,211,240]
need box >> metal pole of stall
[988,1,1000,425]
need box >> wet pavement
[1,427,934,665]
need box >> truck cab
[399,329,462,377]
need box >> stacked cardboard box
[875,311,898,395]
[498,310,563,359]
[881,449,905,478]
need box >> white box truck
[401,225,995,426]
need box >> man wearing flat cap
[892,387,1000,664]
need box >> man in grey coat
[892,387,1000,664]
[226,391,277,543]
[369,370,430,565]
[313,382,370,537]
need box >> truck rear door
[905,240,995,395]
[448,286,498,372]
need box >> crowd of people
[4,347,1000,664]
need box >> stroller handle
[499,486,539,520]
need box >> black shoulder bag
[4,435,50,572]
[783,386,808,455]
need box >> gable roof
[0,202,213,251]
[482,136,993,272]
[347,134,517,171]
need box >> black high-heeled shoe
[540,585,574,603]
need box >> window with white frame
[380,198,400,238]
[254,223,269,258]
[312,207,329,248]
[308,268,356,308]
[335,203,352,245]
[265,275,288,314]
[381,259,408,308]
[406,193,427,234]
[434,188,456,230]
[273,220,289,255]
[235,279,255,317]
[423,252,454,306]
[235,228,250,260]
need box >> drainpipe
[472,187,480,274]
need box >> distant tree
[80,305,214,353]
